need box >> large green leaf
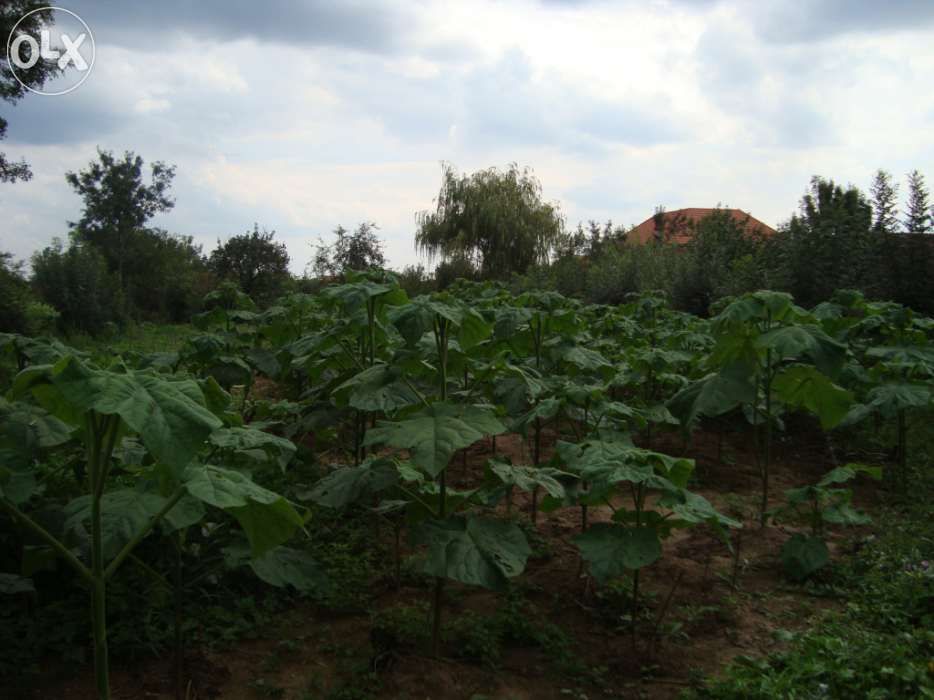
[416,515,531,590]
[37,357,223,471]
[494,306,533,342]
[184,465,303,556]
[560,439,693,489]
[656,489,741,529]
[772,366,853,429]
[323,280,405,312]
[225,542,329,593]
[456,307,493,350]
[161,495,206,532]
[494,365,547,416]
[511,397,563,435]
[303,458,399,509]
[865,383,931,417]
[64,489,170,560]
[865,344,934,370]
[781,533,829,581]
[757,325,847,377]
[574,523,662,582]
[332,364,419,413]
[389,298,490,350]
[667,372,754,428]
[0,398,71,449]
[248,546,328,592]
[209,426,296,471]
[818,463,882,487]
[560,346,611,372]
[487,460,569,499]
[821,502,872,527]
[207,356,253,389]
[363,402,504,478]
[0,399,72,504]
[713,292,794,329]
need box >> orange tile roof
[628,208,777,245]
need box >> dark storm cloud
[3,90,121,145]
[64,0,415,53]
[750,0,934,43]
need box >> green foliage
[685,496,934,699]
[0,252,33,333]
[66,149,177,304]
[365,402,504,478]
[576,524,662,581]
[904,169,931,233]
[0,2,61,182]
[780,534,830,582]
[310,222,386,277]
[416,515,531,590]
[771,465,879,580]
[1,348,306,697]
[870,169,900,234]
[31,239,123,334]
[416,162,564,280]
[772,177,881,307]
[209,224,291,304]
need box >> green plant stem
[761,348,773,527]
[174,534,184,700]
[430,315,450,657]
[897,408,907,490]
[0,499,93,584]
[87,413,111,700]
[94,416,119,500]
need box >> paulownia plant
[359,294,530,655]
[1,356,304,699]
[668,291,853,525]
[560,437,739,634]
[770,464,880,581]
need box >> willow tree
[415,163,564,280]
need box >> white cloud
[2,0,933,275]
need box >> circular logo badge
[6,6,95,96]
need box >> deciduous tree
[66,150,176,291]
[415,163,563,280]
[0,2,60,182]
[310,222,386,277]
[209,224,290,303]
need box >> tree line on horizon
[1,151,933,337]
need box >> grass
[683,478,934,698]
[66,321,197,355]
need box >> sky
[2,0,934,274]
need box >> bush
[0,252,31,334]
[31,238,123,334]
[397,263,436,297]
[685,496,934,699]
[24,302,60,335]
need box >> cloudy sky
[3,0,934,273]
